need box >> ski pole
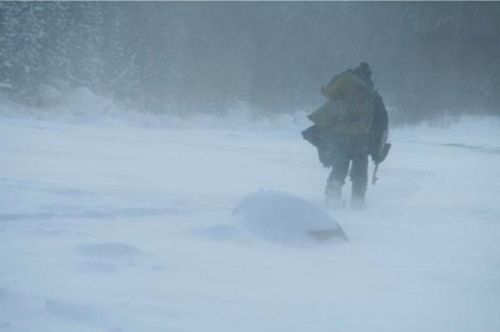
[372,163,379,185]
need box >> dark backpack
[308,71,374,135]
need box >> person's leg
[350,154,368,209]
[325,155,350,208]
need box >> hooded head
[353,62,372,80]
[352,62,374,89]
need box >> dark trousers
[326,135,369,201]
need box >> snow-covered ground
[1,104,500,332]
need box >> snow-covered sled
[233,190,348,244]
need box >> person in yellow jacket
[302,62,389,209]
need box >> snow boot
[351,187,366,210]
[325,180,343,209]
[351,197,365,210]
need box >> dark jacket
[302,89,389,166]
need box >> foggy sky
[1,1,499,123]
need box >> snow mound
[233,190,348,244]
[53,87,116,123]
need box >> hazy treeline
[1,2,499,124]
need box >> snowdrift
[1,114,500,331]
[0,89,314,131]
[233,190,348,244]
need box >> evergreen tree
[0,2,48,105]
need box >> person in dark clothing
[303,62,389,209]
